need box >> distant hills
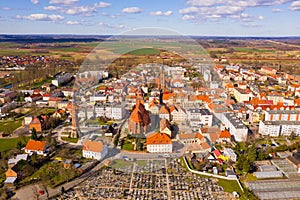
[1,34,300,43]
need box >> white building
[170,105,187,122]
[146,132,172,153]
[52,73,72,87]
[259,121,300,137]
[221,113,248,142]
[82,140,108,160]
[24,140,47,156]
[90,94,107,102]
[223,148,237,162]
[94,103,126,120]
[264,110,300,122]
[187,108,213,127]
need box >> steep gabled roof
[219,130,231,138]
[160,118,171,130]
[159,105,170,114]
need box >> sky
[1,0,300,36]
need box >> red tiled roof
[82,140,104,153]
[146,132,172,145]
[219,130,231,138]
[159,105,170,114]
[25,140,46,151]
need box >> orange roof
[130,102,151,125]
[197,95,211,103]
[189,95,198,101]
[200,142,211,149]
[163,92,174,100]
[146,132,172,145]
[25,140,46,151]
[30,117,41,125]
[219,130,231,138]
[82,140,104,153]
[225,83,234,88]
[6,169,17,178]
[178,132,203,140]
[170,106,177,113]
[159,105,170,114]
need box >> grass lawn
[122,142,134,151]
[127,48,160,56]
[218,179,243,194]
[110,159,133,169]
[0,137,29,152]
[0,118,23,134]
[136,160,147,167]
[61,137,79,143]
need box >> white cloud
[1,7,11,11]
[150,10,173,16]
[45,2,111,16]
[44,6,62,11]
[290,1,300,10]
[99,22,126,29]
[17,14,64,21]
[49,0,78,5]
[66,20,80,25]
[182,14,196,20]
[179,0,293,23]
[272,8,282,12]
[179,7,199,14]
[64,6,97,16]
[31,0,39,4]
[122,7,143,14]
[94,2,111,8]
[187,0,224,6]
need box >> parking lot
[53,159,233,200]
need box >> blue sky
[1,0,300,36]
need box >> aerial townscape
[1,1,300,200]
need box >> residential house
[223,148,237,162]
[217,130,231,143]
[146,132,172,153]
[170,105,187,123]
[24,140,47,156]
[186,142,211,155]
[160,118,172,137]
[233,88,251,103]
[4,169,17,184]
[159,105,170,120]
[177,132,205,145]
[29,116,43,132]
[82,140,108,160]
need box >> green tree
[16,141,24,152]
[31,128,38,140]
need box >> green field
[0,118,23,134]
[122,143,134,151]
[233,47,274,53]
[61,137,78,143]
[218,179,243,194]
[0,137,29,152]
[127,48,160,55]
[110,159,133,169]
